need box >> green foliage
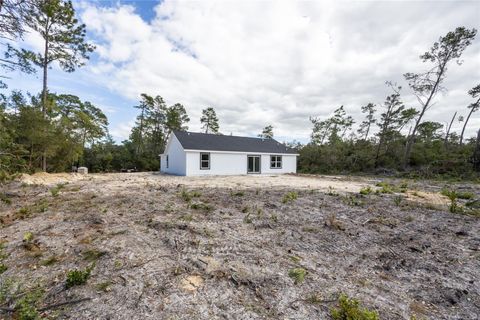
[359,186,373,195]
[16,290,43,320]
[288,268,307,284]
[282,191,298,204]
[393,195,403,206]
[180,189,201,202]
[0,264,7,274]
[189,202,214,212]
[200,107,220,134]
[50,182,66,197]
[258,124,274,139]
[330,294,379,320]
[23,232,34,243]
[66,264,94,288]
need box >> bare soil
[0,172,479,319]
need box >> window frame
[270,155,282,169]
[166,155,169,168]
[200,152,210,170]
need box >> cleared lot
[0,173,479,319]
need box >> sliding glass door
[247,155,261,174]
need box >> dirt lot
[0,172,479,319]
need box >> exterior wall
[185,151,297,176]
[160,135,186,175]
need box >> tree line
[0,1,478,180]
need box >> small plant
[330,293,379,320]
[243,212,252,224]
[66,264,94,288]
[0,193,11,204]
[189,202,214,212]
[241,206,249,213]
[23,232,34,243]
[270,213,278,223]
[96,281,112,292]
[326,186,339,196]
[82,249,107,262]
[15,288,44,320]
[50,183,66,197]
[180,189,201,202]
[288,268,307,284]
[376,182,393,194]
[343,195,363,207]
[359,186,373,195]
[16,207,31,219]
[282,191,298,204]
[393,195,403,206]
[40,256,58,266]
[0,263,7,274]
[231,190,245,197]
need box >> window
[200,152,210,170]
[270,155,282,169]
[166,155,169,168]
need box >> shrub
[180,189,201,202]
[359,187,373,195]
[288,268,307,284]
[50,183,66,197]
[66,265,94,288]
[0,264,7,274]
[330,294,379,320]
[393,195,403,206]
[282,191,298,204]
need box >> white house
[160,131,298,176]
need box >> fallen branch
[38,297,92,312]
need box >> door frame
[247,155,261,174]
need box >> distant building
[160,131,298,176]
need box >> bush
[66,265,94,288]
[359,186,373,195]
[330,293,379,320]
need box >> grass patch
[180,189,202,202]
[288,268,307,284]
[40,256,58,266]
[189,202,214,212]
[359,186,373,195]
[330,293,379,320]
[231,190,245,197]
[282,191,298,204]
[82,249,107,262]
[50,183,67,197]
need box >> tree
[403,27,477,167]
[444,111,457,148]
[374,84,417,167]
[459,84,480,145]
[259,125,273,139]
[357,103,376,140]
[0,0,35,88]
[200,107,219,134]
[165,103,189,134]
[311,106,354,145]
[8,0,95,171]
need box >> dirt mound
[18,172,87,185]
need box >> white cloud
[79,0,480,141]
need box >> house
[159,131,298,176]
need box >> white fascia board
[184,149,299,156]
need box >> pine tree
[200,107,220,134]
[258,125,273,139]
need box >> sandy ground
[0,172,478,319]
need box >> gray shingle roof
[173,131,298,154]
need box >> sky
[4,0,480,143]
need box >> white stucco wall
[185,151,297,176]
[160,135,186,175]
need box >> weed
[270,213,278,223]
[15,288,44,320]
[243,212,253,224]
[23,232,34,243]
[96,281,112,292]
[330,293,379,320]
[0,194,11,204]
[306,292,324,305]
[376,182,393,194]
[288,268,307,284]
[180,189,202,202]
[288,255,301,263]
[325,214,345,231]
[359,186,373,195]
[282,191,298,204]
[343,195,363,207]
[50,183,66,197]
[326,186,339,196]
[181,214,194,222]
[393,195,403,206]
[231,190,245,197]
[16,207,31,219]
[190,202,214,212]
[40,256,58,266]
[66,264,94,288]
[0,264,7,274]
[82,249,107,262]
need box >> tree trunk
[473,129,480,172]
[459,99,479,145]
[444,111,457,148]
[41,18,49,172]
[403,62,447,169]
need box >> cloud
[79,0,480,141]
